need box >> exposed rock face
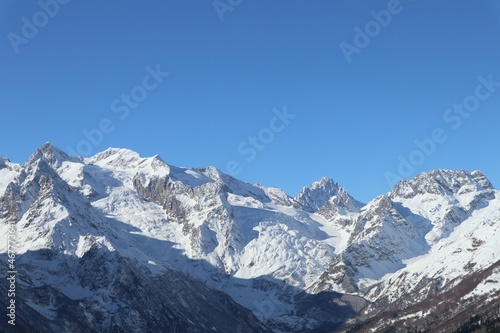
[0,144,499,332]
[0,250,269,333]
[295,177,363,215]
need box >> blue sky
[1,0,500,203]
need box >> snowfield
[1,143,499,332]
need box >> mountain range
[1,143,499,332]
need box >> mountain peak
[86,147,143,167]
[295,177,341,212]
[314,176,336,188]
[470,170,494,189]
[151,154,165,163]
[92,147,140,158]
[26,142,74,168]
[391,169,495,199]
[1,145,500,332]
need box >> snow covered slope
[1,143,499,332]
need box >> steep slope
[295,177,363,215]
[340,259,500,333]
[295,177,365,256]
[0,144,270,333]
[0,156,21,197]
[308,194,431,295]
[0,144,363,332]
[389,169,495,245]
[331,171,500,332]
[1,144,499,332]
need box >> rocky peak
[350,195,394,236]
[295,177,341,212]
[390,169,495,199]
[2,145,500,333]
[295,177,363,215]
[470,170,494,189]
[26,142,74,169]
[0,156,9,169]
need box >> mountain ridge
[1,143,499,332]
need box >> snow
[295,177,340,212]
[468,268,500,297]
[59,284,94,300]
[375,193,500,302]
[57,160,85,188]
[24,300,57,320]
[0,160,20,196]
[227,193,264,209]
[2,144,500,329]
[171,167,214,187]
[309,212,350,253]
[68,149,353,314]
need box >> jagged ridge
[0,143,498,332]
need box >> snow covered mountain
[1,143,499,332]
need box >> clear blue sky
[1,0,500,203]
